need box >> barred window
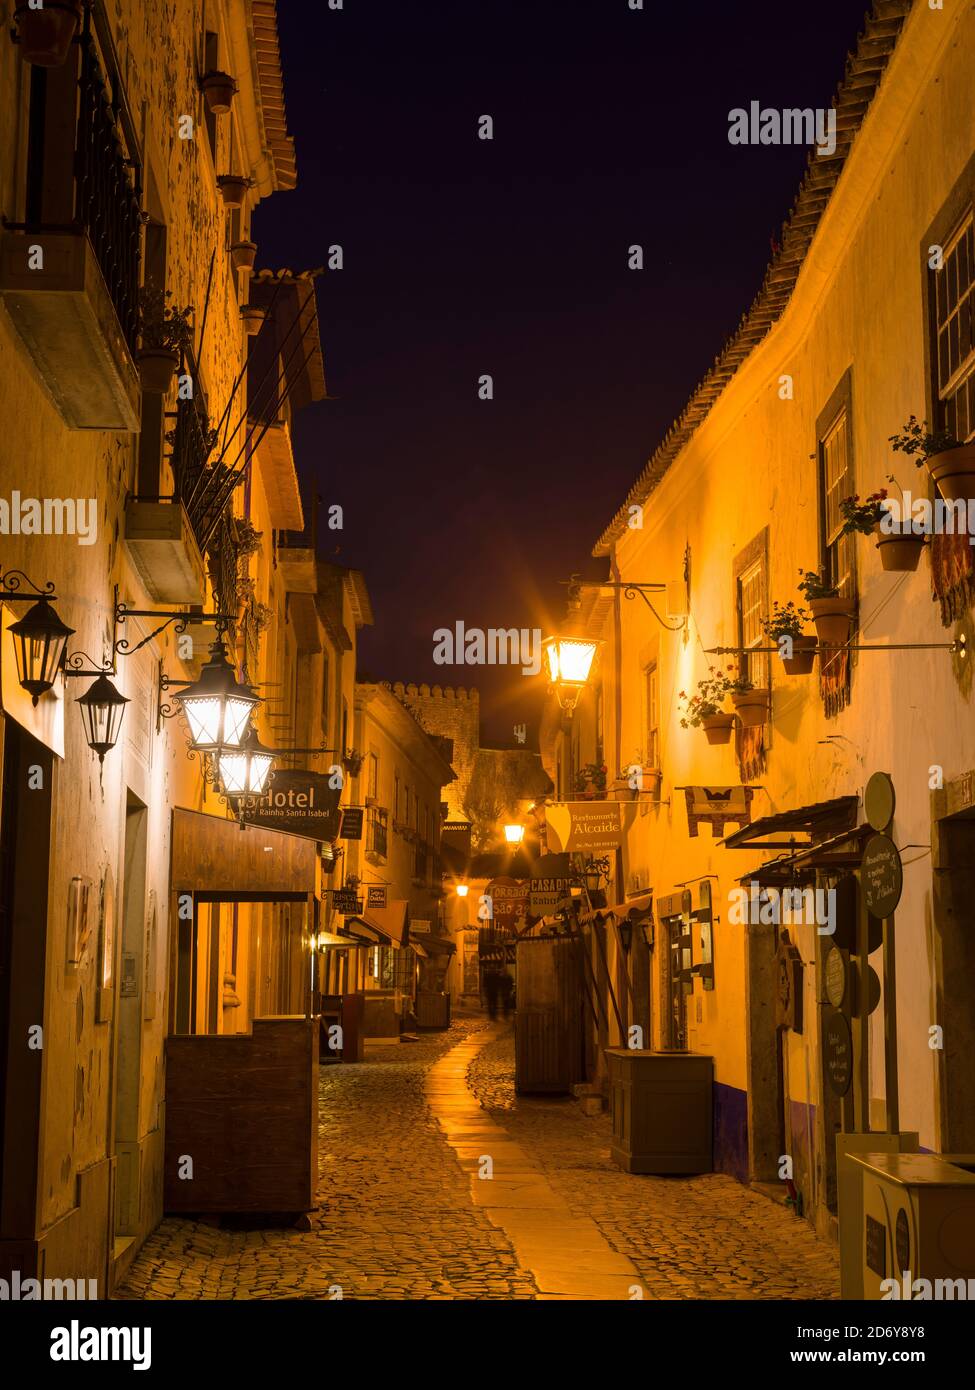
[820,410,855,598]
[738,560,768,690]
[645,663,660,769]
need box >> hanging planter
[136,285,193,394]
[240,304,266,336]
[763,602,816,675]
[732,689,770,728]
[200,70,238,115]
[137,348,179,394]
[874,525,925,573]
[798,570,853,646]
[217,174,252,209]
[642,768,663,799]
[781,635,818,675]
[14,0,82,67]
[230,239,258,272]
[701,713,735,745]
[891,417,975,506]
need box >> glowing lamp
[217,726,275,797]
[503,823,525,845]
[9,599,74,704]
[76,674,129,763]
[174,638,258,752]
[542,634,601,711]
[455,882,470,898]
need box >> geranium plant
[797,568,839,601]
[138,283,194,355]
[762,601,810,641]
[839,490,890,536]
[679,669,744,728]
[574,762,607,793]
[889,416,962,466]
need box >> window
[737,560,769,689]
[367,751,378,800]
[820,408,855,598]
[368,807,388,861]
[645,663,660,769]
[933,213,975,442]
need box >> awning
[722,796,859,851]
[339,899,409,948]
[410,940,429,959]
[603,891,653,923]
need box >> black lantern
[8,599,74,704]
[173,638,258,752]
[217,725,275,799]
[76,674,129,762]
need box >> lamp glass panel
[556,638,598,684]
[182,695,222,748]
[543,637,560,681]
[222,696,253,748]
[503,824,524,844]
[248,752,274,794]
[218,749,249,794]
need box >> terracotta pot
[701,712,735,745]
[137,348,179,394]
[241,304,266,336]
[927,443,975,505]
[201,70,238,115]
[643,769,662,799]
[217,175,250,209]
[230,240,258,272]
[809,596,854,647]
[779,634,817,675]
[15,1,81,67]
[732,690,770,728]
[874,523,925,573]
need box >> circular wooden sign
[864,772,896,832]
[824,1010,853,1097]
[861,833,903,920]
[825,947,847,1009]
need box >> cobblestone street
[118,1018,839,1301]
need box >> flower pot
[701,713,735,745]
[217,175,250,209]
[874,523,925,573]
[137,348,179,394]
[926,444,975,505]
[643,768,662,799]
[732,690,770,728]
[230,239,258,272]
[201,70,238,115]
[809,597,854,647]
[241,305,266,336]
[15,1,81,67]
[779,634,817,675]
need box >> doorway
[114,793,147,1239]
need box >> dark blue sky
[255,0,873,745]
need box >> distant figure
[498,969,514,1020]
[482,967,501,1021]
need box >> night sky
[254,0,873,747]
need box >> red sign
[485,876,529,930]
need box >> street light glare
[503,823,525,844]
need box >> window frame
[816,371,856,603]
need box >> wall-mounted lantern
[76,674,130,763]
[172,638,258,753]
[9,598,75,705]
[217,725,275,798]
[503,823,525,845]
[541,634,601,713]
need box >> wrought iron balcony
[0,7,142,429]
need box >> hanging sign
[823,1010,853,1096]
[241,769,341,841]
[529,876,570,914]
[332,887,363,915]
[339,806,364,841]
[864,772,896,832]
[486,876,530,930]
[860,833,902,920]
[366,883,387,910]
[544,800,633,853]
[683,786,753,838]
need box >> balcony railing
[75,18,141,352]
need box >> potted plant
[573,762,607,799]
[343,749,365,778]
[730,674,770,728]
[798,569,854,647]
[136,284,194,393]
[200,69,238,114]
[763,601,816,674]
[217,173,252,209]
[14,1,83,67]
[679,672,736,745]
[230,239,258,272]
[241,303,267,336]
[890,415,975,505]
[840,488,925,573]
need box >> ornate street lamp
[455,882,470,898]
[76,674,129,763]
[542,634,602,712]
[9,598,75,704]
[503,823,525,845]
[217,725,275,798]
[172,637,258,752]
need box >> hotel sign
[241,769,341,842]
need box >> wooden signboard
[861,834,902,919]
[241,769,341,842]
[366,884,387,909]
[339,806,364,841]
[824,1010,853,1097]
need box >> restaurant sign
[333,887,363,915]
[339,806,364,840]
[241,769,341,841]
[529,877,570,914]
[486,876,530,929]
[366,884,388,909]
[544,801,633,853]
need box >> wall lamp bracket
[568,577,686,631]
[114,603,235,658]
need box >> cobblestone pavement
[118,1019,537,1300]
[118,1016,839,1300]
[467,1028,840,1300]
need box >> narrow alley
[118,1020,839,1301]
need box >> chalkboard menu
[861,833,902,919]
[823,1009,853,1096]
